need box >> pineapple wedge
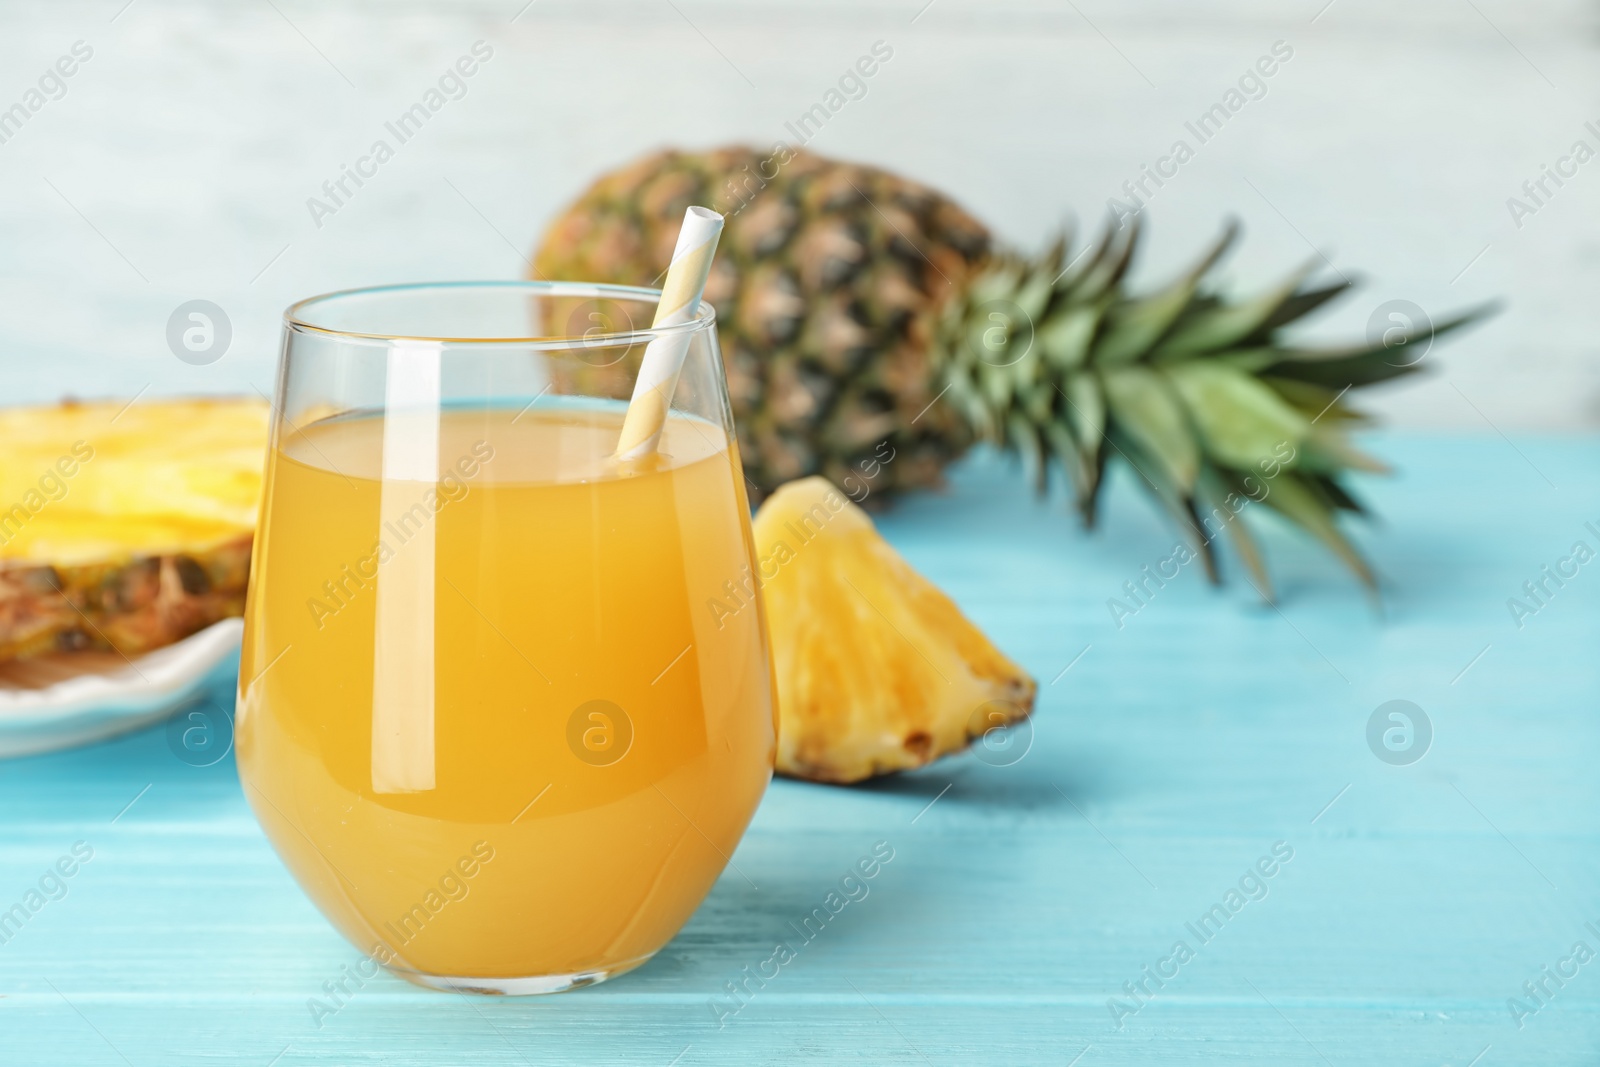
[753,476,1036,783]
[0,398,269,662]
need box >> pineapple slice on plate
[753,476,1036,784]
[0,398,269,663]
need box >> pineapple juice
[237,404,775,982]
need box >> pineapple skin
[0,399,267,663]
[752,476,1036,784]
[535,146,990,503]
[0,538,252,661]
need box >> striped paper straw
[614,206,724,460]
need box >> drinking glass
[236,281,775,993]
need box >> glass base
[386,953,655,996]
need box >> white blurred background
[0,0,1595,429]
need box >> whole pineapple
[534,146,1490,596]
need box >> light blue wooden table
[3,434,1598,1066]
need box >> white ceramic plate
[0,618,242,759]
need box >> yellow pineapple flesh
[753,476,1036,783]
[0,398,269,662]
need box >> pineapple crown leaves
[934,216,1498,600]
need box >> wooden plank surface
[2,433,1598,1066]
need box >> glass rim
[282,280,716,349]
